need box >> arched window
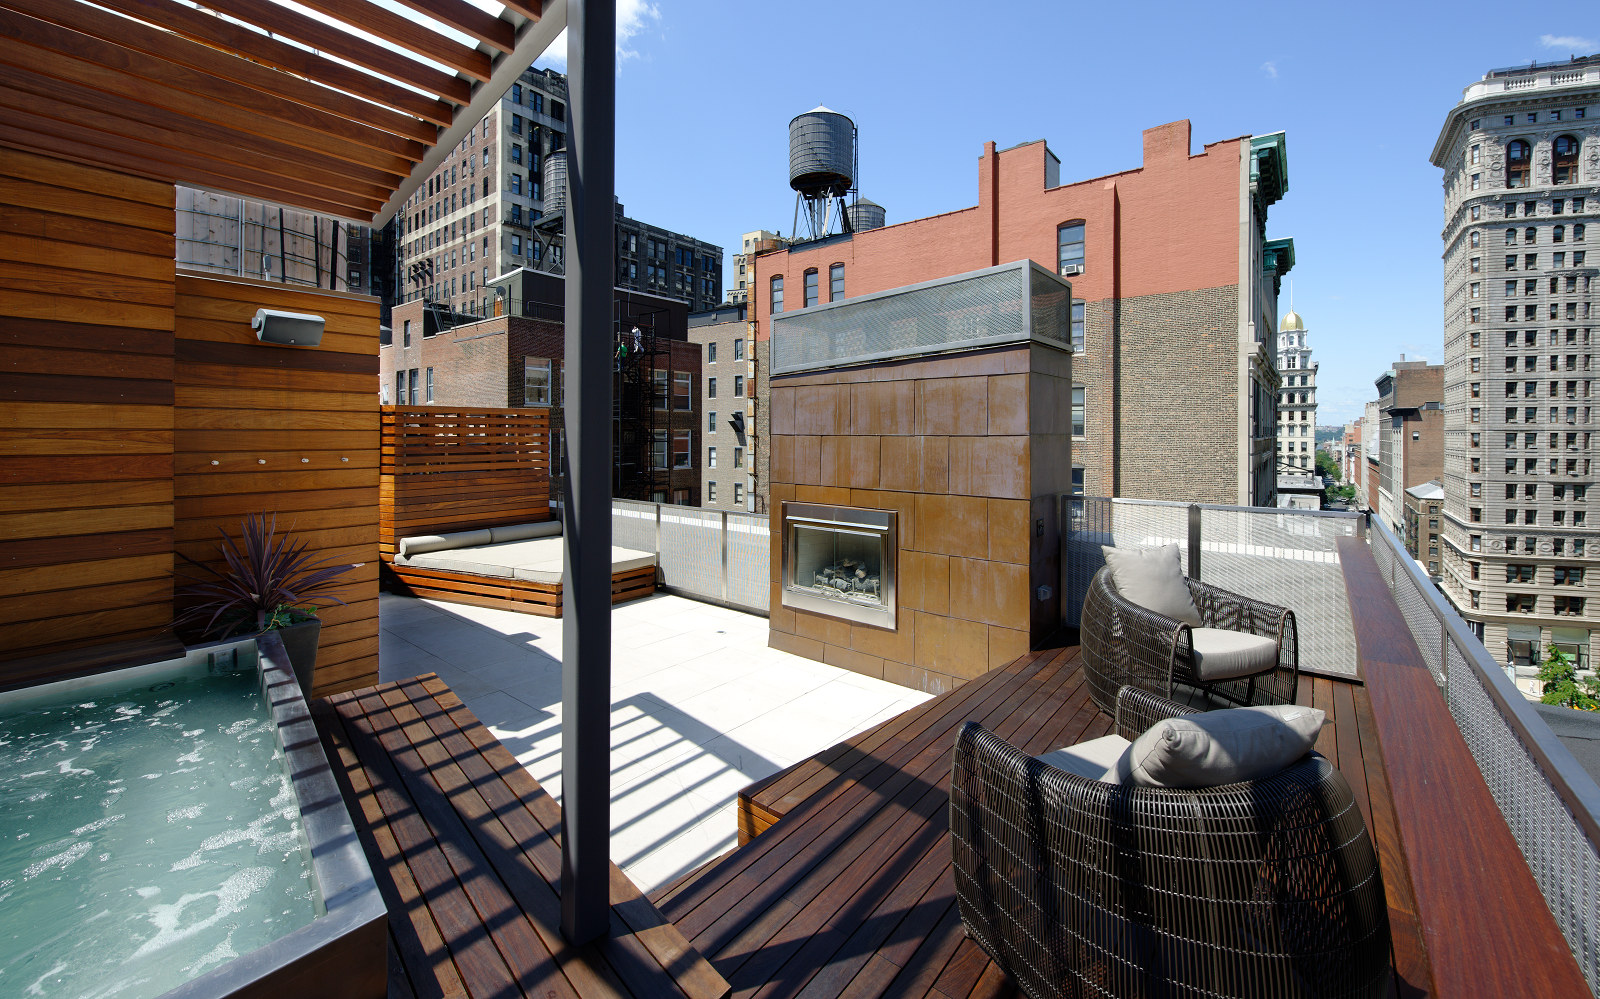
[1506,139,1531,188]
[803,268,819,308]
[1554,135,1580,185]
[770,275,784,315]
[1057,221,1085,273]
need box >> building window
[673,429,690,469]
[734,446,744,468]
[1554,135,1580,185]
[708,446,717,469]
[734,374,745,397]
[1071,299,1085,353]
[734,338,745,360]
[803,268,819,308]
[1470,173,1481,191]
[524,357,552,406]
[673,372,691,410]
[708,410,717,433]
[708,376,716,398]
[1072,385,1085,437]
[733,482,744,505]
[770,276,783,314]
[1057,221,1085,273]
[829,263,844,301]
[408,367,419,405]
[425,367,434,403]
[708,481,717,503]
[707,341,717,363]
[652,431,668,470]
[1556,596,1586,617]
[403,319,412,348]
[1507,139,1531,189]
[511,234,522,256]
[652,368,668,410]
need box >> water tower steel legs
[560,0,615,947]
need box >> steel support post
[559,0,615,947]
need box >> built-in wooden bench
[315,674,729,999]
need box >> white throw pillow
[1101,544,1201,626]
[1105,704,1325,788]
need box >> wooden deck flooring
[316,674,731,999]
[650,647,1431,999]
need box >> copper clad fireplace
[781,502,897,629]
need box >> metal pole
[559,0,614,948]
[1187,503,1203,580]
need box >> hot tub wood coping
[315,673,731,999]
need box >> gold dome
[1280,309,1305,333]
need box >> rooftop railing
[1066,496,1600,992]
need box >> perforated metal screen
[610,499,769,614]
[769,260,1070,375]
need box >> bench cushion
[399,529,493,557]
[1189,627,1279,681]
[490,521,561,543]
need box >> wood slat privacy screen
[380,407,552,561]
[175,272,382,696]
[1,149,383,696]
[0,149,178,673]
[0,0,562,223]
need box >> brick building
[1373,360,1445,536]
[687,304,756,510]
[1405,481,1446,581]
[381,269,702,504]
[1433,55,1600,671]
[751,120,1293,508]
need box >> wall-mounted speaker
[252,309,325,347]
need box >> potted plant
[175,512,361,692]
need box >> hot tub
[0,633,385,999]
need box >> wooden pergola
[0,0,567,223]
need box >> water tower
[846,196,886,233]
[789,106,857,241]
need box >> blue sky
[534,2,1597,426]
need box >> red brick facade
[752,121,1286,506]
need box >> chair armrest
[1113,685,1200,741]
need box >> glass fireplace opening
[782,503,896,629]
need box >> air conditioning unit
[1060,264,1083,277]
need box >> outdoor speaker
[252,309,325,347]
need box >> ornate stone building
[1432,54,1600,671]
[1276,309,1317,471]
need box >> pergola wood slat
[0,63,403,194]
[0,8,428,162]
[497,1,544,22]
[2,124,378,219]
[285,0,493,82]
[392,0,517,54]
[6,0,438,144]
[1,89,392,208]
[90,0,457,127]
[198,0,473,106]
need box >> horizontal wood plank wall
[379,406,551,561]
[174,272,380,696]
[0,148,178,670]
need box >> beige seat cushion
[1189,627,1278,682]
[1105,704,1325,788]
[490,521,562,543]
[399,528,493,557]
[1037,734,1130,780]
[1101,544,1201,625]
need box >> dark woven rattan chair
[1081,564,1299,717]
[950,687,1391,999]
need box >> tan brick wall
[768,344,1070,695]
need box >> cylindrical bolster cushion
[399,528,494,557]
[490,521,562,543]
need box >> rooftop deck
[649,644,1427,998]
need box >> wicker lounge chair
[1080,563,1298,716]
[950,687,1391,999]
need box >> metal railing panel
[610,500,769,615]
[1369,521,1600,992]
